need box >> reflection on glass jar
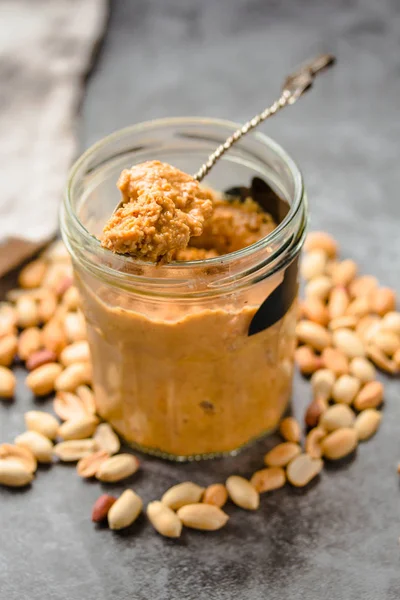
[61,118,307,460]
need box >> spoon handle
[193,53,335,183]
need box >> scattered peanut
[55,362,92,392]
[311,368,336,402]
[15,431,53,463]
[321,347,349,376]
[381,312,400,335]
[331,260,357,286]
[301,250,327,281]
[305,397,327,428]
[366,344,398,374]
[305,427,326,459]
[305,275,333,301]
[304,232,337,258]
[53,391,88,421]
[60,341,90,366]
[319,404,355,431]
[77,450,110,478]
[332,329,365,359]
[18,259,47,289]
[0,459,34,487]
[58,415,99,441]
[328,287,350,320]
[16,295,39,329]
[349,357,376,383]
[177,503,229,531]
[295,346,323,375]
[321,428,358,460]
[202,484,228,508]
[279,417,301,443]
[161,482,205,510]
[0,443,37,473]
[369,288,396,316]
[108,489,143,530]
[287,454,323,487]
[24,410,59,440]
[96,454,139,483]
[250,467,286,493]
[92,494,117,522]
[264,442,301,468]
[93,423,120,455]
[348,275,378,299]
[53,439,98,462]
[354,409,382,441]
[295,321,331,352]
[147,501,182,538]
[0,366,16,398]
[0,334,18,367]
[26,349,57,371]
[331,374,361,405]
[302,297,329,326]
[226,475,259,510]
[353,381,384,411]
[25,362,63,396]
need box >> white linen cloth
[0,0,108,275]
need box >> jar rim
[63,117,305,288]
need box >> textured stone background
[1,1,400,598]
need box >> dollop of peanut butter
[101,160,213,262]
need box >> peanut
[42,318,67,355]
[0,303,17,337]
[161,482,205,510]
[226,475,259,510]
[331,260,357,286]
[279,417,301,443]
[25,410,59,440]
[96,454,139,483]
[311,368,336,401]
[321,428,358,460]
[331,374,361,405]
[354,408,382,442]
[366,344,397,374]
[302,297,329,326]
[381,311,400,336]
[202,484,228,508]
[53,439,97,462]
[332,329,365,358]
[373,330,400,357]
[321,347,349,376]
[18,259,47,289]
[301,250,327,281]
[91,494,117,522]
[108,489,143,531]
[328,287,350,320]
[349,357,376,383]
[77,450,110,478]
[26,362,63,396]
[304,276,333,301]
[177,503,229,531]
[353,381,384,411]
[60,341,90,366]
[53,391,88,421]
[0,443,37,473]
[0,334,18,367]
[328,315,358,331]
[319,404,355,431]
[305,397,328,428]
[15,431,53,463]
[63,312,86,343]
[26,349,58,371]
[295,321,331,352]
[0,459,34,487]
[346,296,371,318]
[76,385,96,415]
[147,501,182,538]
[348,275,378,299]
[295,346,323,375]
[16,295,39,329]
[37,290,58,323]
[18,327,43,361]
[55,362,92,392]
[305,427,326,459]
[264,442,301,467]
[93,423,120,455]
[287,454,323,487]
[369,287,396,316]
[304,232,337,257]
[58,415,99,441]
[0,366,16,398]
[250,467,286,493]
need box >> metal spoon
[114,53,335,213]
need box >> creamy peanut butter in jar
[61,119,307,460]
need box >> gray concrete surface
[1,0,400,598]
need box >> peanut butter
[101,161,213,262]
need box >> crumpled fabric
[0,0,107,275]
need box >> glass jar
[61,118,307,460]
